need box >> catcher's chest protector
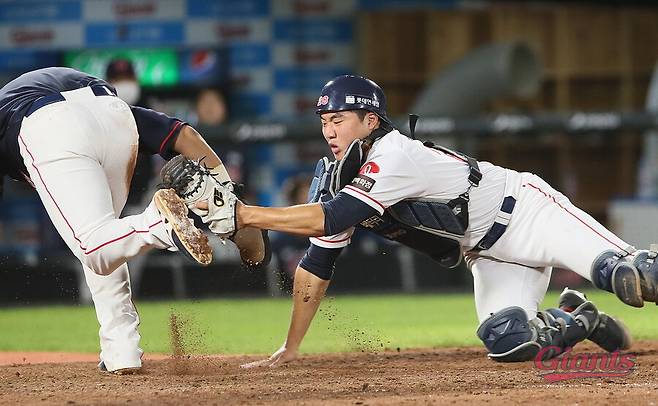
[358,209,464,268]
[352,139,482,268]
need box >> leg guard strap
[541,300,599,349]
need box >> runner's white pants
[17,87,175,370]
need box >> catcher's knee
[476,307,543,362]
[591,250,620,293]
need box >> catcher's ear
[196,201,209,210]
[366,112,379,130]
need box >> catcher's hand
[202,183,238,236]
[240,344,298,369]
[159,155,238,237]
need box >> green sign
[63,48,179,87]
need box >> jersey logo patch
[360,215,384,228]
[359,161,380,174]
[350,174,376,192]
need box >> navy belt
[25,85,116,118]
[473,196,516,251]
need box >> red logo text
[535,346,636,383]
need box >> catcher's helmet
[316,75,391,125]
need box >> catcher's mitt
[159,155,237,237]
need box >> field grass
[1,290,657,355]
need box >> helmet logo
[359,161,380,174]
[317,95,329,106]
[346,95,379,108]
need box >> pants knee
[77,251,116,276]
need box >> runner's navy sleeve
[130,106,186,159]
[299,244,343,280]
[321,191,378,236]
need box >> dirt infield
[1,341,658,405]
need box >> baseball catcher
[166,75,639,366]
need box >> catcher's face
[320,110,379,160]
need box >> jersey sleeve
[321,191,379,236]
[309,227,355,249]
[130,106,186,160]
[341,147,425,215]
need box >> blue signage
[86,22,184,46]
[274,19,353,43]
[187,0,269,18]
[0,1,81,23]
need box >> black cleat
[559,287,632,351]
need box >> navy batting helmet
[316,75,391,125]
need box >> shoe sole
[108,367,141,375]
[154,189,212,265]
[98,361,142,375]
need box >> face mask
[112,80,141,105]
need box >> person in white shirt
[199,75,642,366]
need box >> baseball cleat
[154,188,212,265]
[98,361,141,375]
[559,287,632,351]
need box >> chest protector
[336,121,482,268]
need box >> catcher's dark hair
[355,109,380,122]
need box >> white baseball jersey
[311,129,507,250]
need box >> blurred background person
[195,87,228,128]
[105,59,143,107]
[194,86,246,189]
